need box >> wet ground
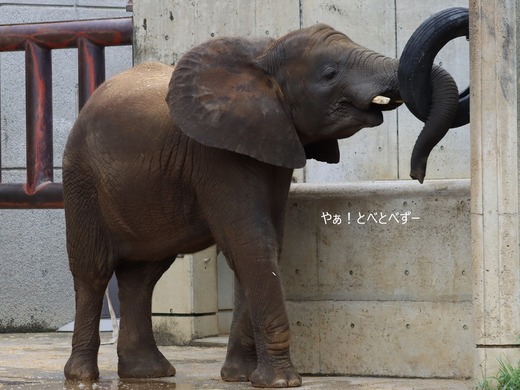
[0,333,473,389]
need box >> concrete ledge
[281,179,472,378]
[289,179,470,199]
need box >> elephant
[62,23,461,387]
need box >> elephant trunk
[381,57,401,95]
[409,65,459,183]
[373,57,402,108]
[370,55,461,183]
[397,7,470,183]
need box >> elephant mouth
[363,93,403,127]
[370,93,403,111]
[345,91,402,116]
[365,105,385,127]
[329,92,402,133]
[362,93,403,126]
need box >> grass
[476,358,520,389]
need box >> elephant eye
[321,65,338,81]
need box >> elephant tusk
[372,96,391,105]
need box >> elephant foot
[250,363,302,388]
[221,355,257,382]
[64,352,99,381]
[118,347,176,378]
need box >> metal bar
[0,18,132,52]
[25,40,53,194]
[0,183,63,208]
[78,38,106,110]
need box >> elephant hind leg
[64,276,110,380]
[221,277,257,382]
[115,258,176,378]
[64,194,115,381]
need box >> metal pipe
[25,41,53,194]
[78,38,106,110]
[0,18,132,52]
[0,183,63,208]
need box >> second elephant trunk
[368,56,460,183]
[398,7,470,183]
[409,65,459,183]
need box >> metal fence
[0,17,132,208]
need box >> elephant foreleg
[198,153,299,387]
[115,258,176,378]
[245,258,301,388]
[221,277,257,382]
[215,230,301,388]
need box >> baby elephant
[62,23,451,387]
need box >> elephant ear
[304,140,340,163]
[167,37,306,169]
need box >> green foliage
[476,358,520,390]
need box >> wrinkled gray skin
[63,24,456,387]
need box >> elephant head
[167,24,402,170]
[167,23,463,182]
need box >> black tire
[398,7,469,128]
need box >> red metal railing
[0,18,133,208]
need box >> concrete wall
[470,0,520,378]
[281,181,472,377]
[0,0,132,331]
